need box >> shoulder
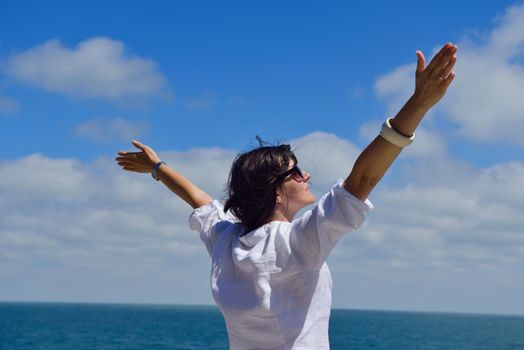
[189,199,239,233]
[317,179,374,213]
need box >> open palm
[115,140,161,173]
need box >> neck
[268,205,297,223]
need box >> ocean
[1,302,523,349]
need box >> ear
[275,186,286,204]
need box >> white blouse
[189,180,374,349]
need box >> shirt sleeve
[189,200,237,257]
[289,179,374,271]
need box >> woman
[115,43,458,349]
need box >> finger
[116,153,138,160]
[132,140,145,151]
[122,165,138,171]
[428,45,457,79]
[426,43,454,75]
[116,156,131,161]
[438,55,457,80]
[117,151,141,159]
[440,71,456,88]
[416,51,425,75]
[117,154,141,164]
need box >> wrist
[391,95,430,136]
[409,93,433,112]
[151,161,166,181]
[380,117,415,148]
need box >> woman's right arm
[115,140,212,209]
[344,42,458,201]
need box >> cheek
[284,183,301,194]
[284,187,305,201]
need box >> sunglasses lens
[293,167,304,181]
[276,166,305,183]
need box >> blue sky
[1,1,524,315]
[1,0,521,163]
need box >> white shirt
[189,180,373,349]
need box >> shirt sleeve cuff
[189,199,220,231]
[333,179,374,212]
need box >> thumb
[132,140,145,150]
[416,50,425,75]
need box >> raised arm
[115,140,212,209]
[344,43,458,201]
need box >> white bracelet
[379,117,415,148]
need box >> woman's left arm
[344,43,458,201]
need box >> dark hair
[224,138,297,234]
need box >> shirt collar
[238,221,289,247]
[238,226,268,247]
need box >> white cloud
[183,92,216,110]
[4,37,168,103]
[374,3,524,146]
[444,51,524,144]
[74,116,149,143]
[0,154,89,202]
[290,131,361,190]
[0,147,235,303]
[375,64,414,115]
[0,96,20,115]
[1,132,523,313]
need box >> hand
[413,42,458,109]
[115,140,162,173]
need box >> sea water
[1,302,523,349]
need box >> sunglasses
[275,166,305,183]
